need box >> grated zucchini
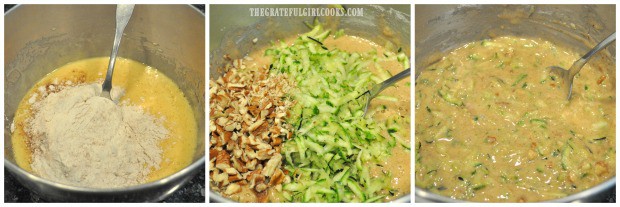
[268,23,409,202]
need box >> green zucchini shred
[438,88,463,106]
[268,23,407,202]
[512,73,528,86]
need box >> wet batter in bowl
[11,57,198,188]
[415,36,615,202]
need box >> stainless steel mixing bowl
[415,4,615,203]
[4,4,205,202]
[209,4,411,203]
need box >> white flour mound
[27,83,168,188]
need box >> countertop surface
[4,4,205,203]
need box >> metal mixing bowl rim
[4,3,206,193]
[4,156,206,192]
[4,4,205,15]
[415,177,615,202]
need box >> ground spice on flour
[25,83,168,188]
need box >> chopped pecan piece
[224,183,242,195]
[262,154,282,177]
[268,168,285,186]
[215,150,231,170]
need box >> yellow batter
[11,57,197,183]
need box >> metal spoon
[548,32,615,100]
[357,68,411,116]
[101,4,135,99]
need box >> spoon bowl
[357,68,410,116]
[547,32,615,100]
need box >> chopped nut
[215,150,231,169]
[233,148,243,158]
[268,168,285,186]
[255,183,267,192]
[256,149,274,160]
[217,117,228,126]
[271,137,282,145]
[231,132,239,141]
[247,169,264,188]
[246,159,258,170]
[209,149,219,159]
[228,174,243,182]
[239,106,248,115]
[225,183,242,195]
[209,122,217,132]
[225,167,238,175]
[228,83,245,88]
[248,119,265,132]
[254,142,272,151]
[262,154,282,177]
[223,131,232,143]
[210,57,295,199]
[224,124,236,131]
[264,102,273,110]
[231,157,247,173]
[213,170,228,183]
[246,150,258,160]
[260,110,269,119]
[247,134,261,145]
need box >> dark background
[3,4,205,203]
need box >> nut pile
[209,56,294,202]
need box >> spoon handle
[369,68,411,98]
[102,4,135,98]
[569,32,616,77]
[582,32,616,61]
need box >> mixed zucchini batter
[415,36,615,202]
